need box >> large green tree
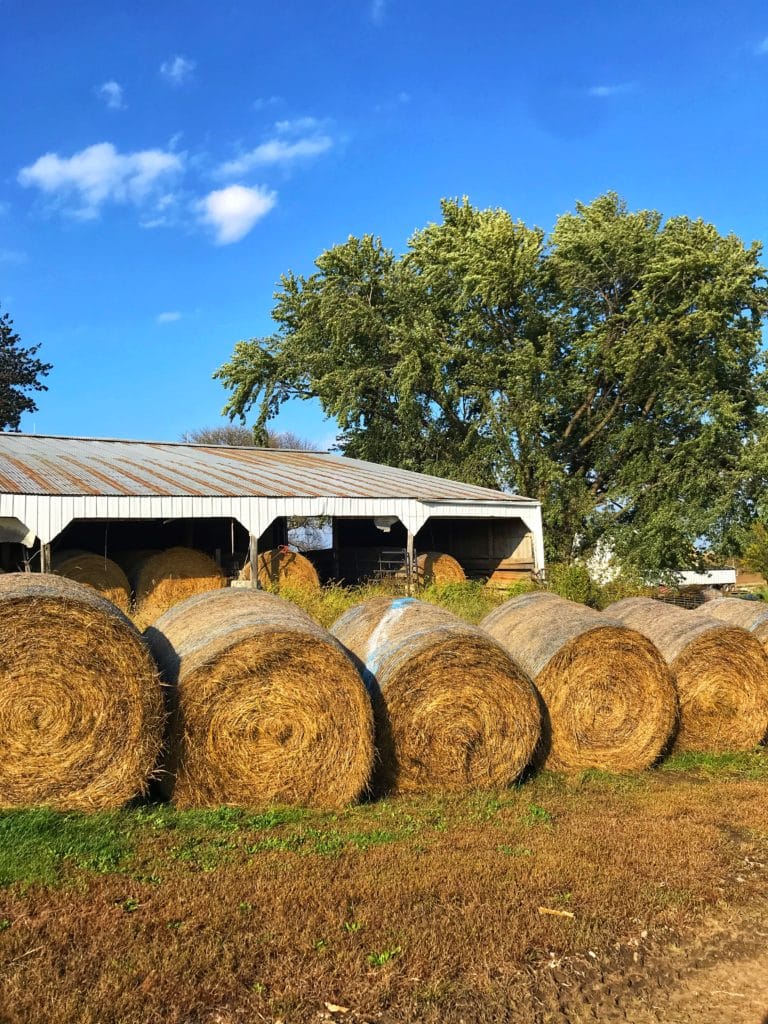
[216,193,768,572]
[0,307,51,431]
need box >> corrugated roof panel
[0,434,536,505]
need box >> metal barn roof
[0,434,535,504]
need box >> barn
[0,434,544,586]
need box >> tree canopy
[216,193,768,573]
[0,307,51,431]
[180,425,316,450]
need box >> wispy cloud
[215,133,333,178]
[254,95,282,111]
[275,116,323,134]
[157,310,182,323]
[196,184,276,244]
[370,0,386,24]
[18,142,184,219]
[0,249,27,265]
[756,36,768,55]
[375,90,411,113]
[160,55,196,85]
[96,80,125,110]
[587,83,635,98]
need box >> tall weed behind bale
[331,597,540,795]
[607,597,768,752]
[145,588,374,808]
[482,592,677,772]
[0,573,163,810]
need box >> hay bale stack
[133,547,226,626]
[414,551,466,586]
[52,549,132,613]
[607,597,768,752]
[330,597,540,795]
[242,548,321,590]
[481,593,677,772]
[0,573,163,810]
[145,588,374,808]
[694,598,768,654]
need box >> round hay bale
[330,597,540,795]
[52,549,131,613]
[145,588,374,808]
[414,551,466,586]
[0,573,163,810]
[242,548,320,590]
[481,593,677,772]
[113,549,160,580]
[694,598,768,654]
[607,597,768,752]
[133,547,226,626]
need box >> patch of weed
[368,946,402,967]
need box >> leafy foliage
[0,307,51,431]
[216,193,768,573]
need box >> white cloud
[371,0,386,23]
[0,249,27,265]
[18,142,184,219]
[196,184,276,244]
[96,80,125,110]
[756,36,768,55]
[216,135,333,177]
[254,95,282,110]
[157,311,182,323]
[160,55,196,85]
[587,83,634,98]
[275,116,322,134]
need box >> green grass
[660,750,768,779]
[0,808,136,887]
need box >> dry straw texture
[242,549,321,590]
[133,547,226,627]
[331,597,540,795]
[52,549,132,613]
[414,551,466,586]
[695,598,768,654]
[607,597,768,752]
[145,588,374,808]
[0,573,163,810]
[481,592,678,772]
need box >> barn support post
[331,518,340,580]
[406,529,415,596]
[249,533,259,589]
[40,542,52,574]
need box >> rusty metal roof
[0,434,535,504]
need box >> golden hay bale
[242,548,321,590]
[113,549,160,579]
[694,598,768,654]
[52,549,131,613]
[330,597,540,795]
[0,573,163,810]
[133,547,226,626]
[145,588,374,808]
[607,597,768,752]
[481,593,677,772]
[413,551,466,586]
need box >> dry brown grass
[482,592,678,772]
[243,548,320,590]
[608,597,768,752]
[1,759,767,1024]
[331,597,540,795]
[695,597,768,653]
[132,547,226,628]
[145,588,374,809]
[52,550,132,613]
[0,573,163,811]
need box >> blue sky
[3,0,768,447]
